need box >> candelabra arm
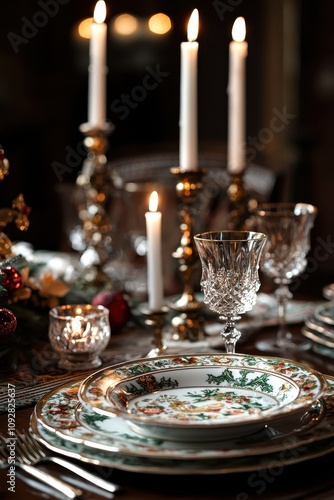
[167,167,207,342]
[139,305,168,357]
[74,122,115,286]
[227,170,257,230]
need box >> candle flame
[71,317,82,333]
[232,17,246,42]
[187,9,199,42]
[94,0,106,24]
[149,191,159,212]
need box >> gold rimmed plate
[29,375,334,474]
[77,353,327,442]
[33,377,332,461]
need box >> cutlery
[19,428,120,494]
[0,435,83,498]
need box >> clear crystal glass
[253,202,317,352]
[49,304,111,370]
[194,231,266,353]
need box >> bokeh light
[77,18,93,39]
[112,13,139,36]
[148,13,172,35]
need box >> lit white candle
[227,17,248,175]
[88,0,107,127]
[179,9,199,171]
[145,191,164,310]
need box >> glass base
[57,353,102,371]
[255,332,312,354]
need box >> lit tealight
[49,304,111,370]
[71,316,82,335]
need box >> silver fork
[0,434,83,498]
[17,429,120,494]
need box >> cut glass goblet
[194,230,266,353]
[252,202,317,352]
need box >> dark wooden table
[1,312,334,499]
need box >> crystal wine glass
[194,231,267,353]
[252,202,317,352]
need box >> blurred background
[0,0,334,295]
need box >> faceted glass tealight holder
[48,304,111,370]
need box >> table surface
[1,297,334,500]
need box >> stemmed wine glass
[194,231,267,353]
[252,202,317,352]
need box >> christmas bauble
[0,308,17,337]
[92,291,130,333]
[0,266,23,293]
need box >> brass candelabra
[140,305,168,357]
[168,167,207,342]
[227,170,257,230]
[76,121,115,286]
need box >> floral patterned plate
[78,353,327,442]
[34,377,334,461]
[30,376,334,474]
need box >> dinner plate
[204,293,319,326]
[314,301,334,325]
[313,344,334,359]
[78,353,327,442]
[301,326,334,349]
[305,315,334,339]
[322,284,334,301]
[34,377,333,461]
[246,294,320,323]
[29,375,334,475]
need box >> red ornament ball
[92,291,130,333]
[0,266,22,293]
[0,308,17,337]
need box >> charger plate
[34,377,334,461]
[30,375,334,474]
[78,353,326,442]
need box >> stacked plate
[302,301,334,358]
[30,352,334,475]
[323,284,334,301]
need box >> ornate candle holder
[48,304,111,370]
[139,305,168,357]
[0,148,30,258]
[227,170,257,230]
[168,167,206,342]
[76,122,115,286]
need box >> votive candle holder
[48,304,111,370]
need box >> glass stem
[274,283,293,347]
[220,318,241,354]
